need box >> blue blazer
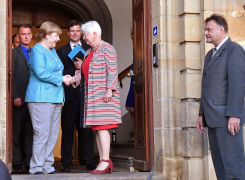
[25,43,65,103]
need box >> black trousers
[61,91,94,165]
[208,125,245,180]
[13,103,33,166]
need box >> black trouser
[208,125,245,180]
[13,103,33,166]
[61,91,94,165]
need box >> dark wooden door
[6,0,13,169]
[132,0,153,171]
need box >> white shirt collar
[70,41,82,50]
[213,36,228,52]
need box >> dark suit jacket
[199,38,245,128]
[13,46,30,104]
[57,42,90,102]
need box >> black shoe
[86,163,96,171]
[11,164,24,174]
[24,166,30,174]
[60,164,70,172]
[69,162,73,166]
[33,171,44,175]
[48,171,61,174]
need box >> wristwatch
[108,89,112,91]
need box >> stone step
[110,154,134,170]
[12,172,164,180]
[110,142,134,157]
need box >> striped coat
[73,42,122,127]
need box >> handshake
[63,75,75,86]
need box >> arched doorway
[12,0,112,43]
[10,0,113,167]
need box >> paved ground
[11,162,164,180]
[12,172,164,180]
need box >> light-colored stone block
[204,0,244,12]
[155,157,184,180]
[0,123,6,161]
[181,99,200,128]
[204,154,217,180]
[183,128,204,157]
[180,42,201,71]
[0,0,6,10]
[179,0,201,15]
[154,128,175,157]
[183,158,205,180]
[179,14,202,43]
[180,69,202,99]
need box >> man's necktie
[212,47,217,57]
[27,49,31,62]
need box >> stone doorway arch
[12,0,112,43]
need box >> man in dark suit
[12,25,33,174]
[197,14,245,180]
[57,20,95,172]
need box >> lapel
[203,38,231,74]
[65,43,72,55]
[17,46,28,68]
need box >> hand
[63,75,72,86]
[196,116,205,133]
[62,102,64,107]
[104,89,112,103]
[14,98,22,108]
[74,58,83,69]
[228,117,240,135]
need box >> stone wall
[0,0,7,163]
[152,0,245,179]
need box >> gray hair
[81,21,102,37]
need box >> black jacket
[57,42,90,102]
[13,46,30,103]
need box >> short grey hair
[81,21,102,37]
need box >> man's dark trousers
[57,43,94,166]
[208,125,245,180]
[60,89,94,165]
[13,104,32,166]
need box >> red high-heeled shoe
[90,159,113,174]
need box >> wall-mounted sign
[153,25,158,37]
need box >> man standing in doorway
[12,34,20,49]
[197,14,245,180]
[57,20,95,172]
[12,25,33,174]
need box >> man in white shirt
[197,14,245,180]
[57,20,95,172]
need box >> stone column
[152,0,184,179]
[0,0,7,164]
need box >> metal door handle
[127,72,135,77]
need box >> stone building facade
[152,0,245,179]
[0,0,245,180]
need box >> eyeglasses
[82,33,89,38]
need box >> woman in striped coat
[67,21,122,174]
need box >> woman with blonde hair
[25,21,71,175]
[67,20,122,174]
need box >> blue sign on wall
[153,25,158,37]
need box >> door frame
[6,0,13,169]
[144,0,154,170]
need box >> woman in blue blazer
[25,21,71,175]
